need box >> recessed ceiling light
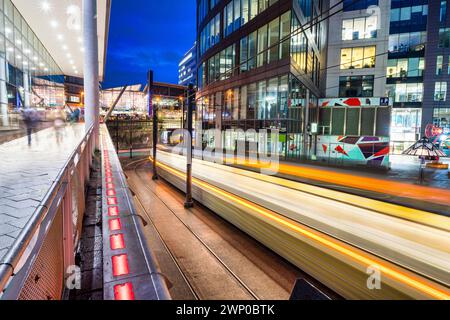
[62,45,68,51]
[57,34,64,41]
[67,5,78,14]
[66,53,72,58]
[33,56,38,61]
[50,20,58,28]
[41,1,51,13]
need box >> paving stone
[1,206,36,219]
[5,216,31,229]
[0,124,86,259]
[0,214,16,224]
[0,235,14,250]
[0,223,20,236]
[0,248,7,260]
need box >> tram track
[123,158,305,300]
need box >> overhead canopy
[11,0,111,79]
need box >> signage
[319,97,390,108]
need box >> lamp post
[179,95,185,129]
[184,84,194,208]
[152,96,160,180]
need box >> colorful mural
[316,135,390,168]
[319,97,390,108]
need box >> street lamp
[152,96,161,180]
[179,95,185,129]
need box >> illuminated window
[340,46,376,69]
[342,16,377,40]
[435,82,447,101]
[437,56,444,75]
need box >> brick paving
[0,124,86,262]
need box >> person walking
[22,108,39,146]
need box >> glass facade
[206,44,236,84]
[433,108,450,134]
[390,108,421,154]
[343,0,378,12]
[197,73,315,158]
[386,57,425,78]
[339,76,374,97]
[386,83,423,103]
[0,0,64,130]
[196,1,326,160]
[387,0,429,153]
[199,0,280,57]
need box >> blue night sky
[103,0,196,89]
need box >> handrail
[0,124,95,297]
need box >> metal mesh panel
[18,208,64,300]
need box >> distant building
[101,82,186,121]
[178,43,197,86]
[65,76,84,109]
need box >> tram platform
[0,124,170,300]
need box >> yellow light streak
[153,157,450,300]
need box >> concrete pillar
[83,0,100,149]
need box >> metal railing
[0,125,95,300]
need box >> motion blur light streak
[193,154,450,231]
[240,160,450,207]
[153,158,450,300]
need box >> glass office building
[0,0,64,130]
[196,0,328,159]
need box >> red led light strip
[112,254,129,277]
[102,141,136,300]
[110,234,126,250]
[114,282,135,300]
[109,218,122,231]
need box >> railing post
[63,170,75,285]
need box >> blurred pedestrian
[22,107,39,146]
[54,106,66,144]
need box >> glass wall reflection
[0,0,64,138]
